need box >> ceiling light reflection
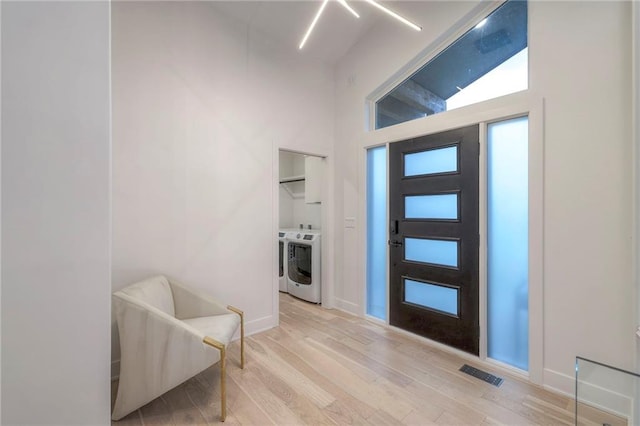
[299,0,329,49]
[363,0,421,31]
[337,0,360,18]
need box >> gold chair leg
[203,337,227,422]
[220,346,226,421]
[227,305,245,369]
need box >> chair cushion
[182,313,240,345]
[118,275,175,317]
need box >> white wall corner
[633,5,640,425]
[634,0,640,365]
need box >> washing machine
[287,231,321,303]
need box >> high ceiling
[209,1,421,64]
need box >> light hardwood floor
[112,293,625,425]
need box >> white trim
[633,0,640,357]
[478,122,488,361]
[108,0,114,394]
[361,90,532,149]
[334,297,360,316]
[543,367,578,399]
[360,91,544,384]
[0,0,3,416]
[107,1,114,400]
[360,144,368,319]
[322,155,335,309]
[244,315,277,337]
[527,97,545,385]
[273,147,334,314]
[633,1,640,424]
[272,143,280,326]
[544,367,633,421]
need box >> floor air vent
[459,364,504,387]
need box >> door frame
[272,147,334,327]
[358,90,544,384]
[388,126,481,355]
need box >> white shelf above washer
[279,175,305,184]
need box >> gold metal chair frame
[202,305,244,422]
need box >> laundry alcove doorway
[275,149,329,317]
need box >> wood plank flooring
[112,293,626,425]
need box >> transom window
[375,0,528,129]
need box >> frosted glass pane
[487,116,528,371]
[404,279,458,315]
[405,194,458,219]
[404,146,457,177]
[366,146,387,320]
[405,238,458,267]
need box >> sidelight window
[366,146,388,320]
[487,116,529,371]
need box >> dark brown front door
[389,125,479,355]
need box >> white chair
[112,275,244,421]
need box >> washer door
[288,243,312,285]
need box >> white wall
[279,151,322,230]
[529,0,633,394]
[111,2,334,365]
[333,0,634,396]
[333,0,481,314]
[1,2,111,424]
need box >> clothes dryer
[287,231,321,303]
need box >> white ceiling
[209,1,421,64]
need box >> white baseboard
[243,314,277,337]
[111,314,277,381]
[544,368,633,420]
[542,368,574,397]
[333,298,360,316]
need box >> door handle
[388,239,403,248]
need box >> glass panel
[487,116,529,371]
[405,238,458,267]
[404,146,457,177]
[376,0,528,129]
[576,357,638,425]
[288,243,312,285]
[405,193,458,219]
[447,48,528,111]
[366,146,387,320]
[404,279,458,316]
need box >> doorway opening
[278,150,325,305]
